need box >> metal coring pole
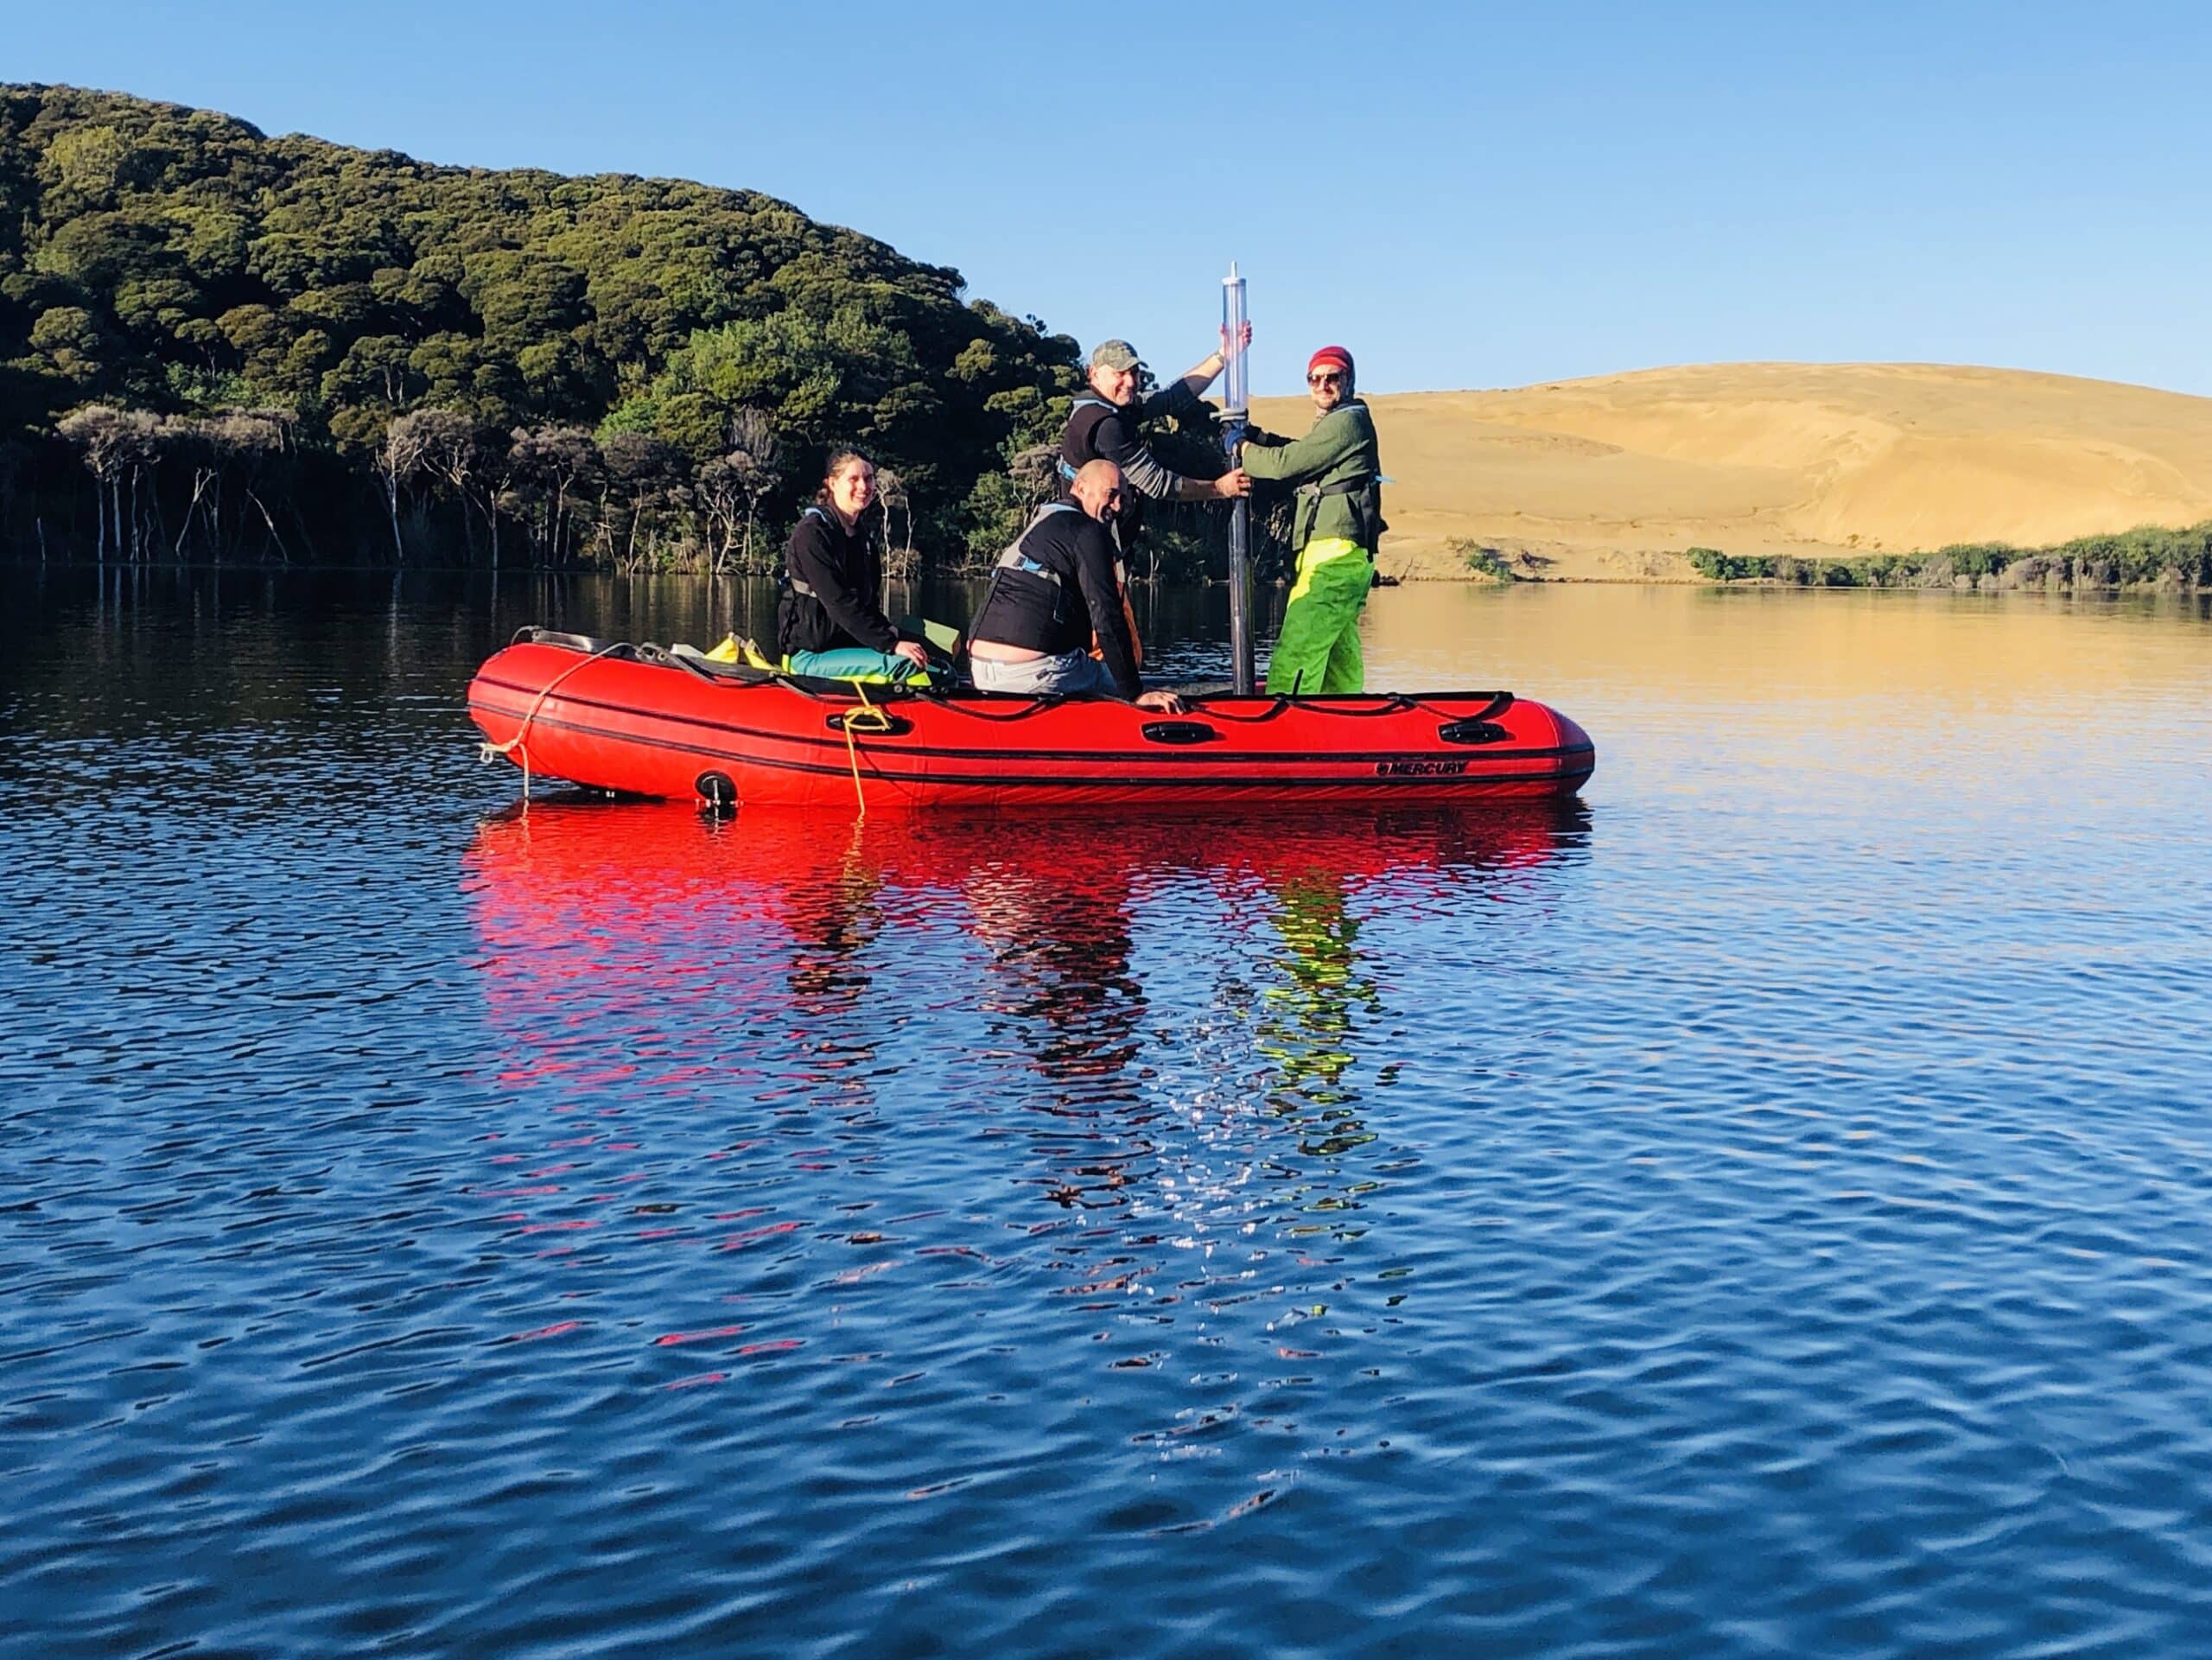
[1222,261,1254,695]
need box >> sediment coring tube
[1222,261,1254,696]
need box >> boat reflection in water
[461,800,1586,1429]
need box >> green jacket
[1240,398,1383,552]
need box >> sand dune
[1249,363,2212,581]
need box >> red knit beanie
[1306,346,1354,378]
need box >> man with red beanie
[1238,346,1386,695]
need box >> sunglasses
[1307,370,1344,385]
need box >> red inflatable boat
[467,628,1595,810]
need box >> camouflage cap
[1089,339,1143,372]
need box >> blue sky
[14,1,2211,397]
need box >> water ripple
[3,572,2211,1656]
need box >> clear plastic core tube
[1222,261,1249,417]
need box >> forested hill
[0,83,1090,567]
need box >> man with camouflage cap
[1060,331,1253,558]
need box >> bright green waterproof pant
[1265,538,1372,696]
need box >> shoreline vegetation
[0,84,1252,581]
[1451,526,2212,593]
[4,85,2208,594]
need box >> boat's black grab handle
[515,626,625,656]
[1141,721,1220,746]
[1437,718,1511,746]
[1464,691,1516,721]
[825,710,913,737]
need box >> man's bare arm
[1175,321,1253,399]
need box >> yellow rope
[480,642,624,803]
[838,681,894,816]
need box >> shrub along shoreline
[1447,527,2211,591]
[1678,525,2212,592]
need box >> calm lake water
[4,568,2211,1657]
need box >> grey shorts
[967,650,1115,697]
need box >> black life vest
[779,504,837,601]
[1058,394,1150,557]
[986,501,1084,629]
[1058,397,1118,484]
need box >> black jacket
[1059,379,1201,549]
[969,505,1142,698]
[776,506,898,658]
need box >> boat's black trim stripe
[473,674,1578,770]
[469,702,1594,792]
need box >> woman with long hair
[774,448,935,683]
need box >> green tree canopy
[1,81,1084,561]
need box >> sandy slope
[1249,363,2212,581]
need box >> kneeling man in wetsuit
[967,460,1186,713]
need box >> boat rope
[838,681,895,816]
[478,641,626,799]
